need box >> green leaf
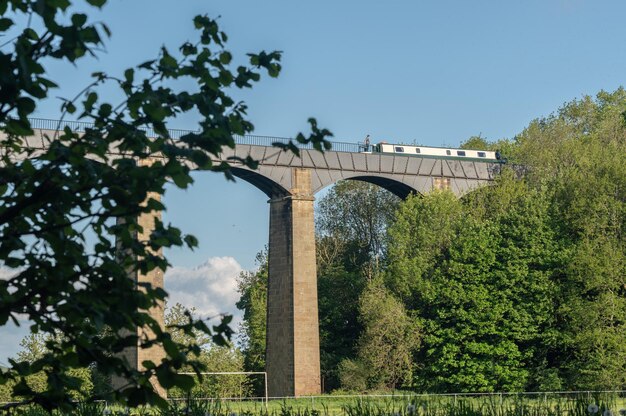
[86,0,107,7]
[98,103,112,118]
[17,97,36,115]
[48,0,71,10]
[170,172,192,188]
[180,42,197,56]
[24,28,39,40]
[62,101,77,114]
[138,59,156,70]
[124,68,134,84]
[183,234,198,248]
[71,13,87,27]
[0,18,13,31]
[173,373,195,390]
[83,91,98,111]
[219,51,232,64]
[37,77,58,88]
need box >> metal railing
[25,117,363,153]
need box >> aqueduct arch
[230,167,290,198]
[231,164,429,396]
[321,174,418,199]
[3,123,501,398]
[220,144,501,397]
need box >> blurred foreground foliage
[0,0,330,410]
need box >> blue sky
[49,0,625,271]
[2,0,626,361]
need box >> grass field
[5,391,626,415]
[187,392,626,415]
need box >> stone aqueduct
[2,120,502,397]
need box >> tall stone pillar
[112,190,166,397]
[266,168,321,397]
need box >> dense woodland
[237,88,626,394]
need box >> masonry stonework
[111,189,166,397]
[266,168,321,397]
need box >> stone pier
[266,168,321,397]
[112,190,166,397]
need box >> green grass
[5,392,626,415]
[215,392,626,415]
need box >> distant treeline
[237,88,626,394]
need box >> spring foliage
[380,88,626,392]
[235,88,626,394]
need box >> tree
[0,333,95,402]
[381,90,626,393]
[318,264,364,391]
[385,191,464,309]
[235,250,267,396]
[465,173,564,391]
[0,0,331,410]
[315,181,399,390]
[386,184,559,392]
[189,346,248,399]
[165,303,211,349]
[317,180,399,272]
[339,278,420,391]
[460,135,491,150]
[165,303,247,399]
[511,88,626,390]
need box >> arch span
[230,167,289,199]
[327,175,419,200]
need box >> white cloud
[165,257,244,331]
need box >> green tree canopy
[512,88,626,390]
[386,179,561,392]
[317,180,399,268]
[383,88,626,392]
[165,303,247,399]
[235,250,268,396]
[339,277,420,391]
[316,181,398,390]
